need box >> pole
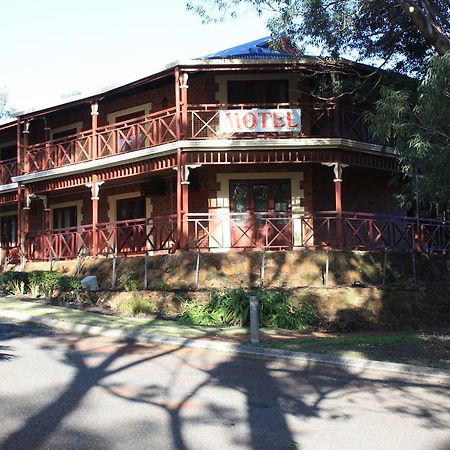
[195,249,200,289]
[144,251,148,290]
[249,295,260,344]
[325,250,330,287]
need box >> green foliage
[124,276,139,291]
[0,270,82,299]
[0,272,29,295]
[181,288,321,329]
[187,0,450,73]
[372,53,450,214]
[117,295,157,316]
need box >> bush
[0,272,29,294]
[124,276,139,291]
[117,295,157,316]
[181,288,321,330]
[28,271,82,298]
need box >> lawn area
[258,332,450,369]
[0,297,448,369]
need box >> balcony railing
[0,158,17,184]
[24,103,377,173]
[26,212,449,261]
[27,215,177,260]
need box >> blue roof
[201,37,299,59]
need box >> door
[116,197,146,253]
[52,206,78,257]
[229,180,292,249]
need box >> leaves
[187,0,450,73]
[372,53,450,214]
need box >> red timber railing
[24,103,377,173]
[27,215,177,261]
[25,107,178,172]
[0,158,17,184]
[26,212,449,261]
[188,102,374,142]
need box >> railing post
[180,71,189,139]
[23,121,30,174]
[16,121,22,251]
[86,176,104,257]
[91,102,99,160]
[174,67,181,141]
[176,148,182,249]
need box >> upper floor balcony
[23,102,380,174]
[0,158,17,185]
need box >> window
[1,216,17,247]
[53,206,77,230]
[228,79,289,104]
[107,104,151,153]
[52,128,78,140]
[117,197,145,221]
[0,144,16,161]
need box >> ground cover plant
[180,287,321,330]
[0,270,81,299]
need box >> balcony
[24,103,377,174]
[0,158,17,185]
[26,212,450,261]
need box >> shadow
[0,327,183,450]
[0,344,13,361]
[2,320,449,449]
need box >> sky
[1,0,269,113]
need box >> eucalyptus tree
[188,0,450,215]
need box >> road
[0,320,449,450]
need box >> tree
[0,89,16,120]
[187,1,450,72]
[372,53,450,215]
[188,0,450,215]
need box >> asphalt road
[0,321,449,450]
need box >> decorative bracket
[91,102,99,116]
[322,162,349,181]
[86,181,104,200]
[174,164,202,185]
[23,193,48,210]
[179,72,189,89]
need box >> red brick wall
[312,164,404,215]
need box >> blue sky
[1,0,269,112]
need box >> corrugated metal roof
[201,37,299,59]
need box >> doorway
[229,179,292,249]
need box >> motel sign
[219,108,302,133]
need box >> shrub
[0,272,29,294]
[117,295,157,316]
[181,288,321,330]
[124,276,139,291]
[28,271,82,298]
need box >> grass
[0,297,448,369]
[259,333,450,369]
[0,297,249,338]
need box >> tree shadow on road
[1,321,449,449]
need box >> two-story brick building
[0,38,448,263]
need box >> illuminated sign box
[219,108,301,133]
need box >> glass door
[230,179,291,249]
[116,197,145,253]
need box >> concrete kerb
[1,308,449,384]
